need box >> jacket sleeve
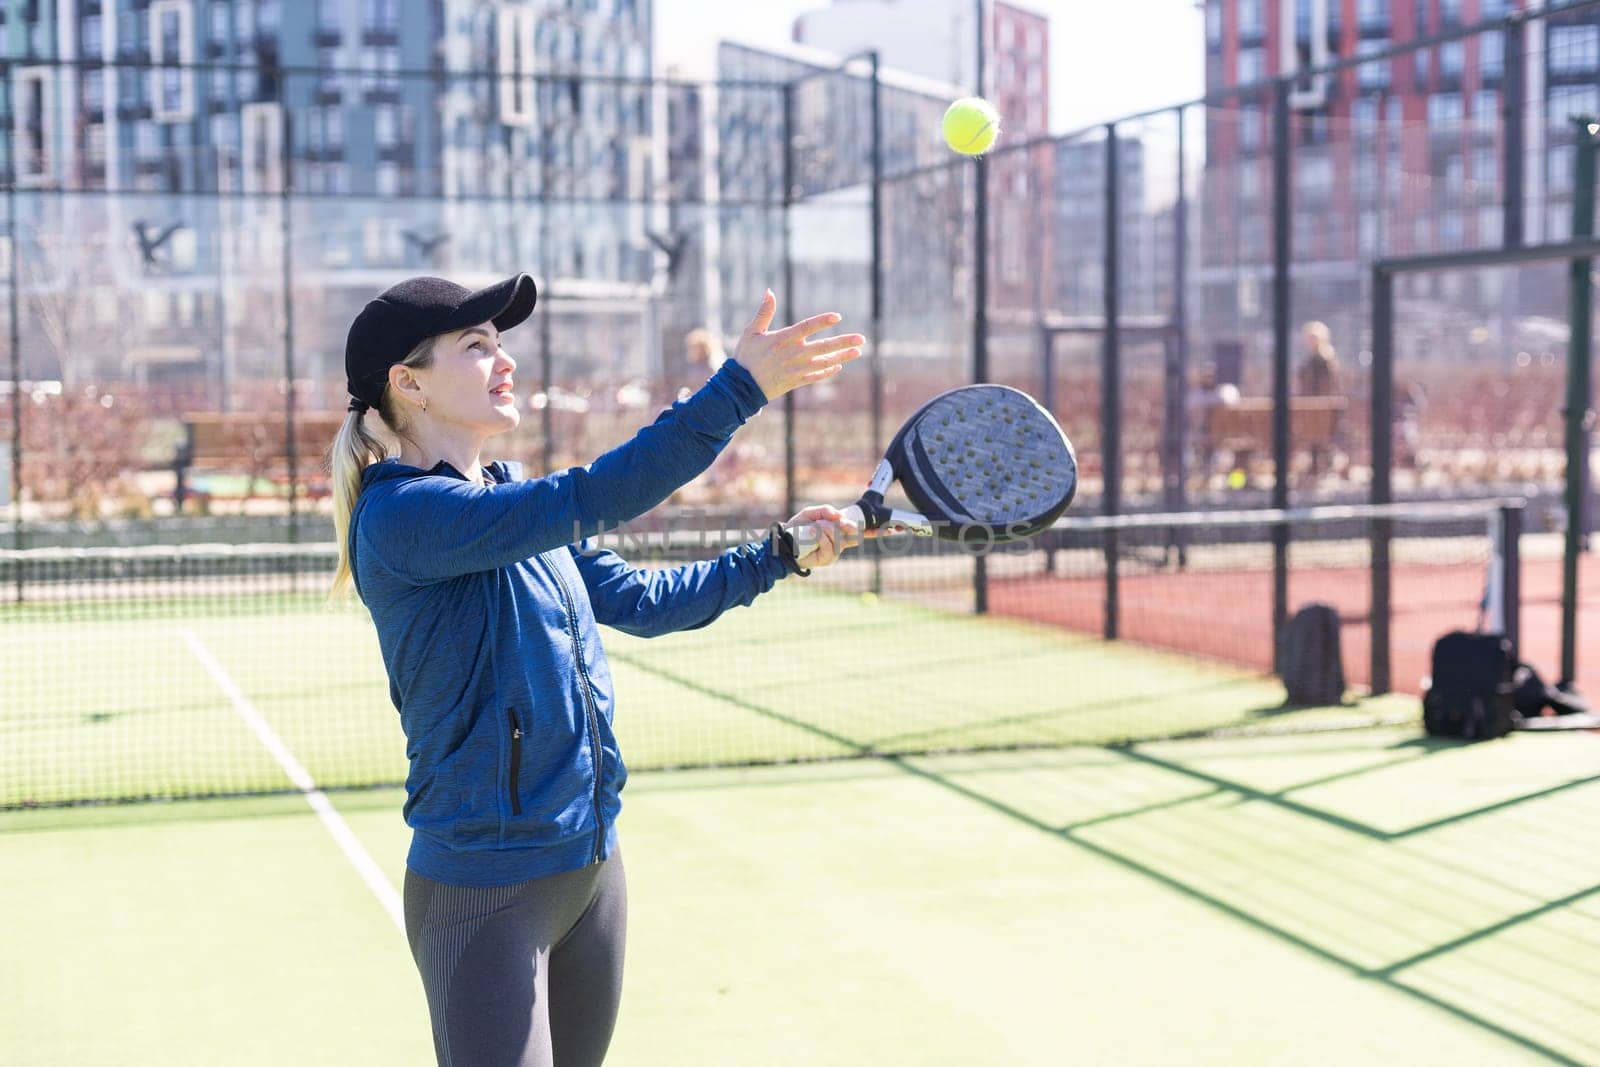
[355,361,768,585]
[568,538,793,638]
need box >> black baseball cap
[344,273,538,411]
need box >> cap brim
[447,274,538,337]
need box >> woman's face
[417,322,520,435]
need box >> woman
[328,273,863,1066]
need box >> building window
[1413,48,1430,87]
[1551,26,1600,75]
[362,0,399,35]
[234,2,255,44]
[1206,0,1222,48]
[240,101,283,192]
[82,14,104,55]
[1238,0,1263,39]
[1473,146,1496,184]
[1441,212,1463,248]
[1472,90,1498,128]
[85,124,106,169]
[259,0,281,35]
[324,107,344,151]
[14,66,53,186]
[1239,105,1260,154]
[1427,92,1463,127]
[499,2,537,127]
[318,44,341,97]
[1358,0,1388,32]
[119,8,139,55]
[209,2,229,47]
[1357,39,1391,89]
[1440,41,1463,79]
[1237,47,1264,85]
[375,105,398,148]
[364,44,400,99]
[1353,97,1378,133]
[317,0,341,37]
[82,68,104,112]
[1480,30,1504,80]
[150,1,195,123]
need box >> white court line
[180,628,405,934]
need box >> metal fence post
[1503,16,1526,249]
[279,108,299,546]
[7,174,21,598]
[1371,265,1394,694]
[869,52,884,598]
[1271,83,1292,658]
[973,3,990,615]
[1561,117,1598,684]
[1103,123,1121,640]
[781,83,796,521]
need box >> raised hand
[733,291,865,401]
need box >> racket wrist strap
[768,522,811,577]
[857,493,892,531]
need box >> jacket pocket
[506,708,523,817]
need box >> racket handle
[791,504,865,564]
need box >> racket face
[887,385,1076,542]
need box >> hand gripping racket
[793,384,1078,558]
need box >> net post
[1041,322,1058,575]
[1501,502,1523,658]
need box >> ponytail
[328,408,391,599]
[328,334,438,600]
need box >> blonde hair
[328,335,437,599]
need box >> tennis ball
[859,591,878,605]
[1227,469,1248,490]
[943,97,1001,156]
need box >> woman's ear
[389,363,425,409]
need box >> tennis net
[0,500,1522,807]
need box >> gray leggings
[403,853,627,1067]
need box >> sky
[653,0,1206,135]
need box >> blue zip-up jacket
[349,360,792,887]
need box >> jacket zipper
[507,708,523,817]
[547,562,607,863]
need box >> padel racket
[793,384,1077,557]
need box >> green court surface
[5,579,1599,1063]
[3,726,1598,1065]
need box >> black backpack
[1279,603,1345,706]
[1422,632,1518,741]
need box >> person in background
[1297,320,1344,480]
[679,327,728,402]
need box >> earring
[420,401,428,413]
